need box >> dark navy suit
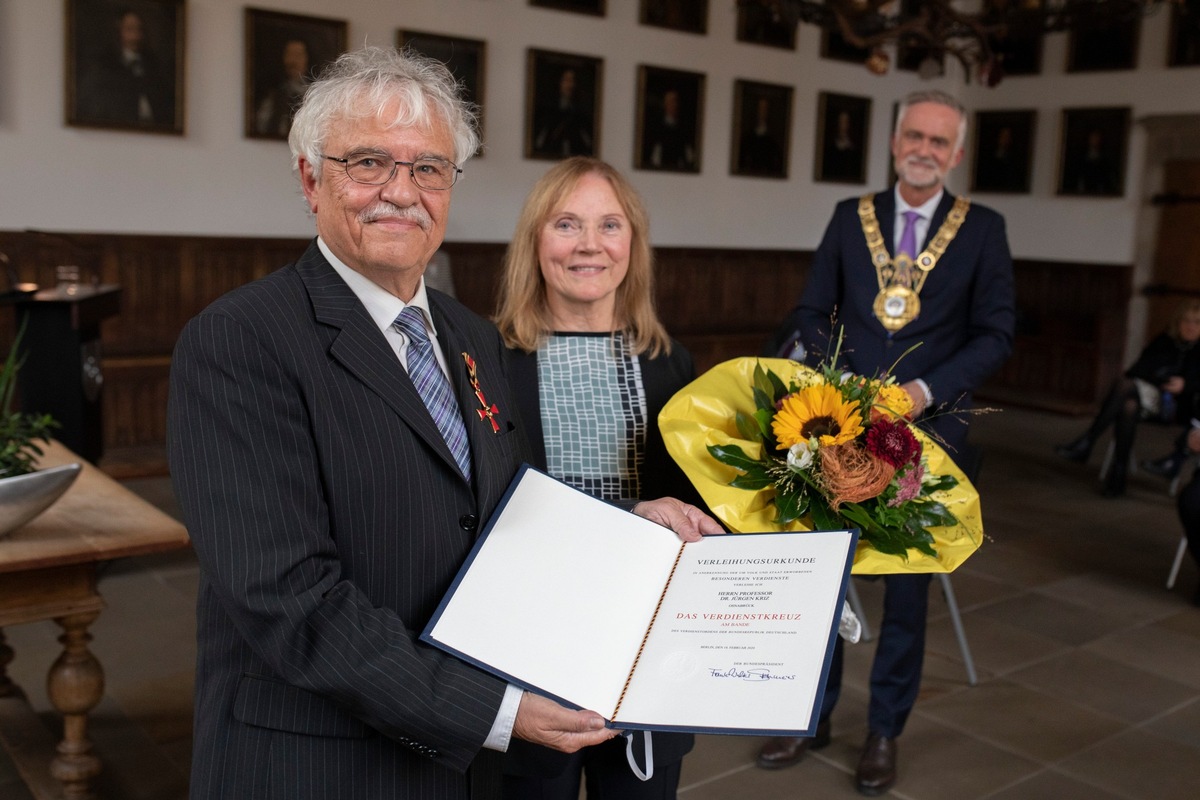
[169,241,530,799]
[773,188,1014,737]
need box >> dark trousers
[502,736,682,800]
[818,572,933,738]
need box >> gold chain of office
[857,194,971,333]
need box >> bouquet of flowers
[659,352,982,574]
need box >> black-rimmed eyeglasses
[322,153,462,190]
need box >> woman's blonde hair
[1169,298,1200,341]
[494,156,670,357]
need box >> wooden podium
[0,441,189,799]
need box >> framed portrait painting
[821,29,871,64]
[1169,4,1200,67]
[736,3,796,49]
[730,80,792,180]
[640,0,708,34]
[1057,107,1130,197]
[1067,17,1138,72]
[398,30,487,152]
[525,49,603,160]
[983,0,1042,76]
[635,65,705,174]
[814,92,870,184]
[65,0,186,134]
[971,110,1036,194]
[529,0,606,16]
[245,8,346,140]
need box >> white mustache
[903,155,938,170]
[358,202,431,229]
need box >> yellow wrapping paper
[659,357,982,574]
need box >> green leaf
[752,363,774,401]
[735,410,762,441]
[730,467,774,490]
[808,499,843,531]
[705,443,773,489]
[773,487,808,525]
[922,474,958,494]
[915,501,959,528]
[765,368,788,402]
[751,386,775,414]
[753,408,773,437]
[706,443,759,471]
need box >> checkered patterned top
[537,332,648,501]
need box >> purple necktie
[394,306,472,481]
[897,210,921,259]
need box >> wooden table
[0,441,189,799]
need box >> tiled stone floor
[2,405,1197,799]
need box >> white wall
[1,0,1198,263]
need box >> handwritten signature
[707,667,796,682]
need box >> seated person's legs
[1055,377,1144,465]
[1143,429,1191,479]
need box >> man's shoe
[1141,454,1184,479]
[1054,436,1093,463]
[855,733,897,796]
[755,719,831,769]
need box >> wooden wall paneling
[980,259,1130,413]
[101,357,172,477]
[438,241,506,318]
[0,230,1134,475]
[650,247,810,372]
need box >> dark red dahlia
[864,418,921,468]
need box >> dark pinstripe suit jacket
[168,241,530,799]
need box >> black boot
[1142,452,1184,479]
[1055,435,1094,463]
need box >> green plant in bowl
[0,319,59,478]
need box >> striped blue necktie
[394,306,472,481]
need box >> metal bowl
[0,463,82,538]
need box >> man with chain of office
[761,89,1015,796]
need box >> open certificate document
[422,466,858,736]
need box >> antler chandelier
[738,0,1193,85]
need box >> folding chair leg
[938,574,978,686]
[845,579,873,642]
[1167,536,1189,590]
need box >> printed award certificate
[421,465,857,736]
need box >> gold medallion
[873,285,921,332]
[858,194,971,333]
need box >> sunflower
[772,383,864,450]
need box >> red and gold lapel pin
[461,352,501,433]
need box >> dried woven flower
[820,443,895,508]
[772,384,863,450]
[865,418,921,468]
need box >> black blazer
[502,337,699,776]
[169,241,531,799]
[772,190,1015,455]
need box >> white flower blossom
[787,443,814,472]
